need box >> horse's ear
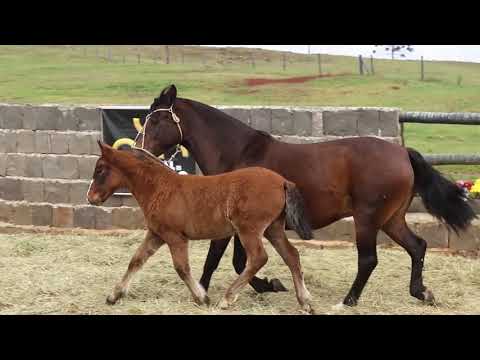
[159,84,177,106]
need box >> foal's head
[135,84,183,157]
[87,141,127,205]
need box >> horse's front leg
[167,235,210,306]
[106,230,164,305]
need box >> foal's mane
[128,148,176,173]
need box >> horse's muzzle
[87,193,103,206]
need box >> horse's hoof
[423,289,436,306]
[204,295,211,307]
[342,296,357,307]
[270,278,288,292]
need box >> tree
[372,45,414,60]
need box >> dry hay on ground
[0,231,479,315]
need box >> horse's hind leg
[107,230,164,305]
[199,237,231,292]
[343,217,379,307]
[233,235,288,293]
[167,236,210,306]
[219,232,268,309]
[264,219,314,314]
[382,214,435,304]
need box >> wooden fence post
[370,55,375,75]
[421,56,425,81]
[359,55,364,75]
[317,54,322,75]
[282,53,286,71]
[165,45,170,64]
[137,54,141,64]
[251,52,255,69]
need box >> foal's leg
[383,216,435,304]
[106,230,164,305]
[199,237,231,292]
[219,232,268,309]
[167,237,210,306]
[343,217,379,307]
[264,221,314,314]
[233,235,288,292]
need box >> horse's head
[135,84,183,157]
[87,141,127,205]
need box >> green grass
[1,232,479,315]
[404,123,480,179]
[1,45,479,178]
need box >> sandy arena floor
[1,231,479,315]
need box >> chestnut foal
[87,142,314,312]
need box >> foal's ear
[159,84,177,106]
[97,140,113,159]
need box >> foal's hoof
[217,294,238,310]
[106,294,118,305]
[331,302,346,311]
[269,278,288,292]
[193,295,211,307]
[217,298,230,310]
[422,289,436,306]
[300,303,316,315]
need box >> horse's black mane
[150,93,273,141]
[182,98,273,140]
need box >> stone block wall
[1,103,478,250]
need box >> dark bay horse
[137,84,477,307]
[87,142,314,312]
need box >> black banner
[100,107,197,175]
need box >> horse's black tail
[407,148,477,234]
[284,181,313,240]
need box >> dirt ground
[244,73,349,87]
[1,230,479,315]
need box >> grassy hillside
[0,45,479,178]
[1,45,480,110]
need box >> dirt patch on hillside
[245,73,349,87]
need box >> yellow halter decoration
[112,106,189,159]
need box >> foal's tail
[407,148,477,233]
[284,181,313,240]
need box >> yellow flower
[471,179,480,194]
